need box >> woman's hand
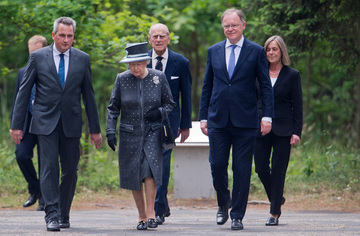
[144,108,161,122]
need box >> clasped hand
[144,108,161,122]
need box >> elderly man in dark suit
[10,17,102,232]
[198,9,274,230]
[147,23,192,225]
[11,35,47,211]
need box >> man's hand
[260,121,271,136]
[178,129,190,143]
[200,121,208,136]
[90,133,102,149]
[106,134,117,151]
[10,129,23,144]
[290,134,300,145]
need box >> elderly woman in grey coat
[106,42,175,230]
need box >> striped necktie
[155,56,163,71]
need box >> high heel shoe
[137,220,148,230]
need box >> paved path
[1,207,359,235]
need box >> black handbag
[162,113,176,150]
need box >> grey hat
[120,42,151,63]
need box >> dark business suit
[11,44,101,222]
[254,65,302,215]
[148,48,192,217]
[198,37,273,220]
[11,67,42,204]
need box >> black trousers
[254,131,291,215]
[15,113,42,199]
[38,119,80,222]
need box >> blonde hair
[264,35,290,66]
[28,35,47,47]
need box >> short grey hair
[53,17,76,34]
[264,35,291,66]
[221,9,245,23]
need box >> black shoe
[231,218,244,230]
[266,216,279,226]
[164,207,171,217]
[216,199,231,225]
[137,220,147,230]
[281,197,286,205]
[156,215,165,225]
[147,218,158,228]
[23,193,39,207]
[46,220,60,231]
[37,204,45,211]
[59,218,70,228]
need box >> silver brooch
[153,76,159,86]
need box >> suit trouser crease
[155,149,172,216]
[38,120,80,222]
[208,122,257,220]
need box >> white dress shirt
[225,36,244,71]
[151,48,169,71]
[53,46,70,82]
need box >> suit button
[229,84,231,86]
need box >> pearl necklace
[269,69,281,75]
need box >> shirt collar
[225,35,244,48]
[53,45,70,57]
[152,48,168,60]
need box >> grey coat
[106,69,175,190]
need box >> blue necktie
[228,45,237,79]
[58,53,65,87]
[28,85,36,114]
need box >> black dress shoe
[231,218,244,230]
[281,197,286,205]
[59,218,70,228]
[164,207,171,217]
[37,204,45,211]
[23,193,39,207]
[147,218,158,228]
[46,220,60,231]
[137,220,147,230]
[216,199,232,225]
[156,215,165,225]
[266,216,279,226]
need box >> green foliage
[1,0,360,198]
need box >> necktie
[228,45,237,79]
[58,53,65,87]
[28,85,36,114]
[155,56,163,71]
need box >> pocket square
[171,76,179,80]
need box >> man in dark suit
[11,35,47,211]
[10,17,102,232]
[147,23,192,225]
[198,9,274,230]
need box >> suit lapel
[216,40,228,80]
[65,48,76,88]
[165,49,176,79]
[45,44,63,88]
[232,37,252,79]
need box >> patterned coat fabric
[106,69,175,190]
